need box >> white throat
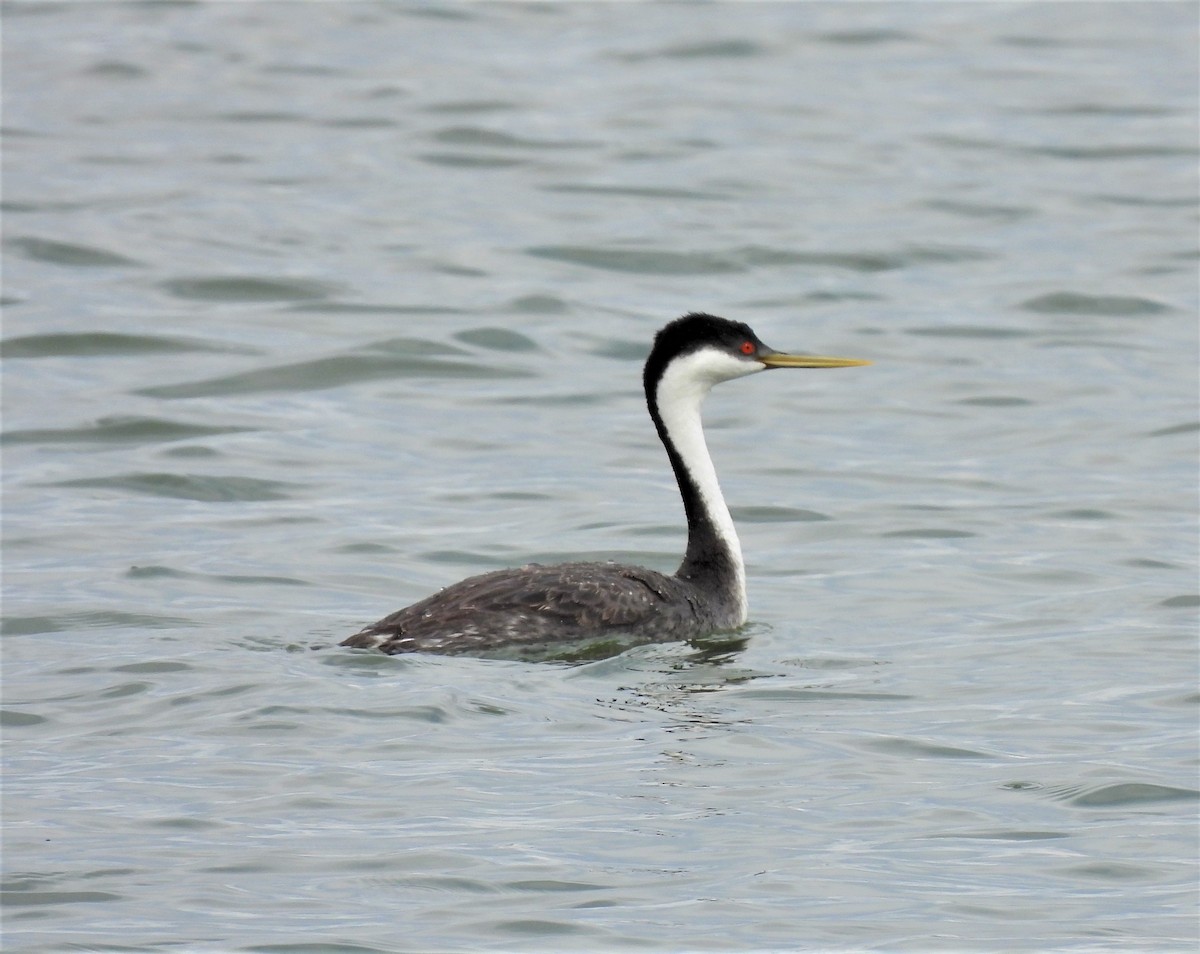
[653,349,764,622]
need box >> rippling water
[3,3,1197,951]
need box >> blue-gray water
[3,3,1197,951]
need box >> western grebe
[342,312,868,656]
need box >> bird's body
[342,313,867,657]
[341,561,727,656]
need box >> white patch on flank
[653,347,763,623]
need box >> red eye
[740,341,755,355]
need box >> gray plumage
[340,560,737,656]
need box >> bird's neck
[649,364,747,625]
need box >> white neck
[653,349,764,623]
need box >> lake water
[3,2,1197,951]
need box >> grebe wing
[342,561,698,655]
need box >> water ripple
[2,332,256,358]
[1059,783,1200,809]
[2,612,198,635]
[2,416,253,446]
[47,472,298,502]
[135,350,530,399]
[6,236,142,267]
[1020,292,1174,316]
[527,243,991,275]
[160,276,339,303]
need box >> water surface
[3,3,1197,951]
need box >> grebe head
[644,312,869,401]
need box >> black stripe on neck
[645,373,739,592]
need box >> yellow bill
[759,352,871,369]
